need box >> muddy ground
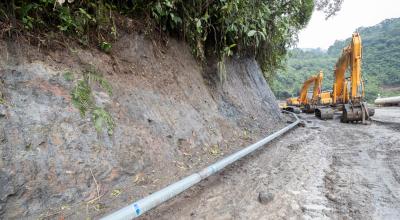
[373,107,400,123]
[137,107,400,220]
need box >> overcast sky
[297,0,400,49]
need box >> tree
[315,0,344,19]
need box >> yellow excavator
[286,97,300,107]
[284,74,317,114]
[283,97,301,113]
[298,71,332,113]
[284,71,332,113]
[315,33,374,123]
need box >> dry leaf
[111,189,122,197]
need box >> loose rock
[258,192,274,204]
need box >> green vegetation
[99,41,112,53]
[272,17,400,102]
[0,88,7,105]
[63,71,74,81]
[1,0,118,46]
[0,0,323,80]
[92,107,115,136]
[71,68,115,135]
[71,79,93,117]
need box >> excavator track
[302,104,316,114]
[284,106,301,114]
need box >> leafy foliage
[63,71,74,81]
[1,0,116,46]
[100,41,112,53]
[84,67,113,96]
[315,0,343,19]
[71,68,115,135]
[272,18,400,102]
[126,0,315,79]
[92,107,115,135]
[71,79,93,117]
[1,0,316,80]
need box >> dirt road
[142,108,400,219]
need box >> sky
[297,0,400,49]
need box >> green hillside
[272,17,400,101]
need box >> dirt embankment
[0,34,284,219]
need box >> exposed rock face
[0,34,283,219]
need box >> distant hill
[272,17,400,101]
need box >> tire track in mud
[144,118,333,220]
[322,120,400,220]
[141,114,400,220]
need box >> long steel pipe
[374,96,400,106]
[101,111,300,220]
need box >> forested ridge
[272,17,400,101]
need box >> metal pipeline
[374,96,400,106]
[101,111,300,220]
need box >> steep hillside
[0,34,284,219]
[272,17,400,101]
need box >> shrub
[71,67,115,135]
[1,0,315,80]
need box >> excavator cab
[319,91,332,105]
[284,97,301,114]
[286,97,300,106]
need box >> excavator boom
[298,74,318,105]
[333,33,363,104]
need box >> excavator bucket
[341,102,375,123]
[302,104,316,113]
[315,108,334,120]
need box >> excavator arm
[299,71,325,106]
[311,71,323,104]
[298,75,318,105]
[332,33,363,104]
[332,44,350,103]
[350,33,363,99]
